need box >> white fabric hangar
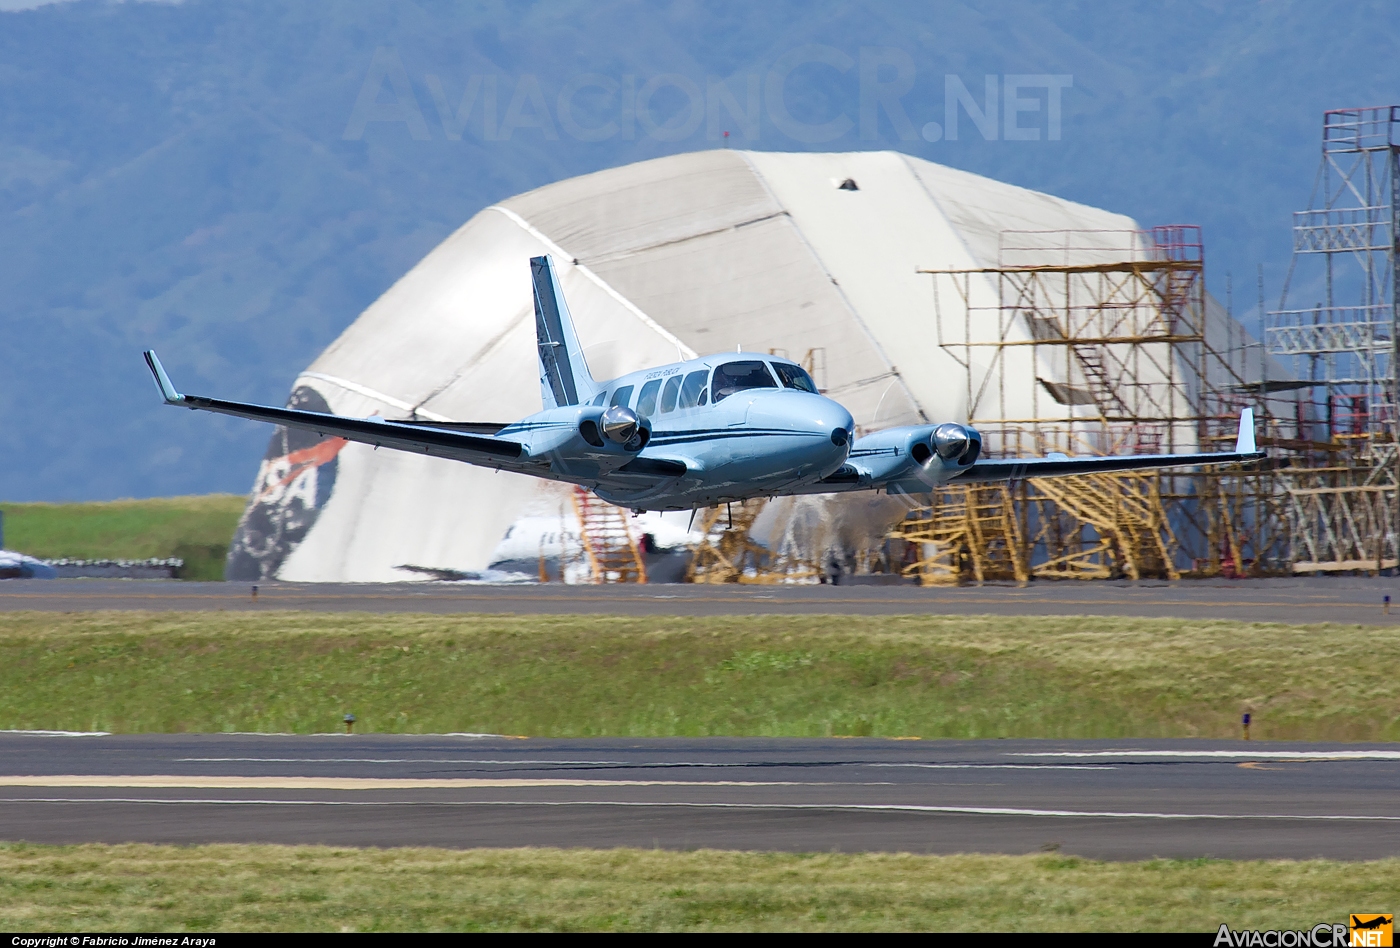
[226,149,1271,582]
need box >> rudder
[531,254,598,408]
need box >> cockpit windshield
[772,362,819,394]
[712,360,778,402]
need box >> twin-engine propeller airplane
[144,254,1265,513]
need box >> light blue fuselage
[498,354,857,511]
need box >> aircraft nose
[745,390,852,464]
[821,402,855,447]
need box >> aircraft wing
[143,351,525,466]
[954,448,1263,483]
[388,419,512,436]
[874,409,1265,495]
[957,409,1264,483]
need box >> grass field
[0,844,1390,932]
[1,611,1396,740]
[0,495,245,580]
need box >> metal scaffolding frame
[1265,106,1400,572]
[899,226,1293,582]
[683,107,1398,584]
[687,498,822,584]
[571,486,648,583]
[926,227,1209,458]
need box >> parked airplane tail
[532,255,598,409]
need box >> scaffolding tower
[899,225,1290,582]
[1265,106,1400,572]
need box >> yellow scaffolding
[893,473,1180,585]
[893,486,1025,585]
[688,500,823,584]
[570,487,647,583]
[1024,473,1178,580]
[903,227,1292,582]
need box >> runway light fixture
[1241,711,1251,741]
[344,713,356,734]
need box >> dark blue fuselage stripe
[650,430,822,447]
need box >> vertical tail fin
[531,254,598,409]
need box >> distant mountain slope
[1,0,1395,499]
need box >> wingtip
[143,349,184,404]
[1235,407,1257,455]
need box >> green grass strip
[1,611,1397,739]
[0,495,244,579]
[0,844,1393,932]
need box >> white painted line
[210,732,511,739]
[179,758,954,769]
[0,730,110,737]
[1011,750,1400,760]
[175,758,631,765]
[0,775,879,790]
[5,798,1400,821]
[870,763,1115,771]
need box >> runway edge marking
[5,798,1400,821]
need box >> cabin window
[772,362,819,394]
[636,378,662,417]
[678,369,709,409]
[659,374,682,413]
[591,392,607,406]
[711,360,777,402]
[610,385,634,408]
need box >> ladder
[1071,346,1133,419]
[570,487,647,583]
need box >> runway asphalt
[3,575,1400,624]
[2,733,1398,860]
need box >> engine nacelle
[587,405,650,452]
[840,423,983,492]
[908,423,982,468]
[601,405,639,443]
[932,422,981,466]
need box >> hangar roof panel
[901,156,1140,268]
[503,150,780,263]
